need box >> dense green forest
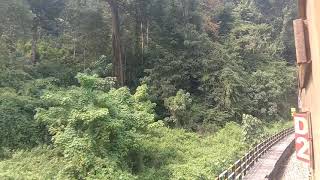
[0,0,297,179]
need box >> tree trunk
[146,19,149,48]
[107,0,125,86]
[31,17,39,65]
[141,21,144,64]
[73,31,76,60]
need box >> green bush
[242,114,264,144]
[34,74,155,178]
[0,88,43,150]
[138,122,248,179]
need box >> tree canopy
[0,0,297,179]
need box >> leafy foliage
[0,0,297,179]
[164,90,193,129]
[0,88,42,150]
[242,114,264,144]
[246,62,296,120]
[34,74,155,178]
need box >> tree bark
[141,21,144,64]
[73,31,76,60]
[107,0,125,86]
[146,20,149,48]
[31,17,39,65]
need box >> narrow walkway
[243,134,295,180]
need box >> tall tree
[30,16,39,64]
[106,0,125,86]
[26,0,65,64]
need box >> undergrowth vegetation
[0,0,296,179]
[0,75,292,179]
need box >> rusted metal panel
[298,63,312,89]
[298,0,307,19]
[293,19,308,64]
[294,18,312,89]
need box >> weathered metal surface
[298,0,307,19]
[293,19,308,64]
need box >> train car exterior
[295,0,320,179]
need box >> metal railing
[217,127,294,180]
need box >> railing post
[231,165,236,179]
[243,155,248,176]
[249,151,253,167]
[216,127,294,179]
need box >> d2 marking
[294,113,311,164]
